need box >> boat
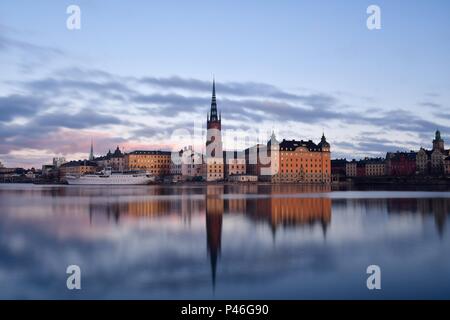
[65,167,155,185]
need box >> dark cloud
[0,95,44,121]
[2,63,449,167]
[23,78,136,101]
[139,76,338,109]
[35,109,124,129]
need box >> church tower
[205,78,224,181]
[433,130,445,152]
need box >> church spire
[89,139,94,161]
[209,77,218,121]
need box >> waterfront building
[331,158,347,176]
[364,157,386,176]
[444,156,450,176]
[228,174,258,182]
[244,143,271,178]
[52,157,66,168]
[41,164,57,177]
[0,161,3,168]
[416,148,432,174]
[346,160,357,177]
[95,146,125,171]
[205,79,224,181]
[386,152,417,176]
[271,133,331,183]
[180,146,206,180]
[223,150,246,179]
[124,150,171,176]
[59,160,98,177]
[414,131,449,175]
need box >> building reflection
[82,185,450,289]
[204,184,332,288]
[387,198,450,237]
[205,186,224,289]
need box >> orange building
[124,150,171,176]
[272,134,331,183]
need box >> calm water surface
[0,183,449,299]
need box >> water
[0,183,449,299]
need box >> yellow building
[59,160,98,177]
[364,158,386,176]
[124,150,171,176]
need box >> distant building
[0,161,4,168]
[386,152,416,176]
[364,157,386,176]
[228,174,258,182]
[223,150,246,179]
[205,79,224,182]
[271,133,331,184]
[346,160,357,177]
[180,146,205,180]
[59,160,98,177]
[416,148,431,174]
[444,156,450,176]
[414,131,449,175]
[124,150,171,176]
[244,143,271,178]
[95,146,125,171]
[41,164,56,176]
[331,158,347,176]
[52,157,66,168]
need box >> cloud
[0,34,63,57]
[1,62,449,167]
[35,109,124,129]
[0,95,44,121]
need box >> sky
[0,0,449,168]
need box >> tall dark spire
[89,139,94,161]
[209,77,218,121]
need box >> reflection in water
[387,198,449,237]
[0,184,449,299]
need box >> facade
[386,152,416,176]
[205,79,224,181]
[444,156,450,176]
[228,174,258,182]
[415,131,449,175]
[223,151,246,179]
[52,157,66,168]
[124,150,171,176]
[416,148,431,174]
[180,146,205,180]
[346,160,357,177]
[271,133,331,184]
[95,146,125,171]
[331,158,347,176]
[244,143,271,178]
[59,160,98,177]
[364,158,386,176]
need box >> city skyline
[1,0,450,168]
